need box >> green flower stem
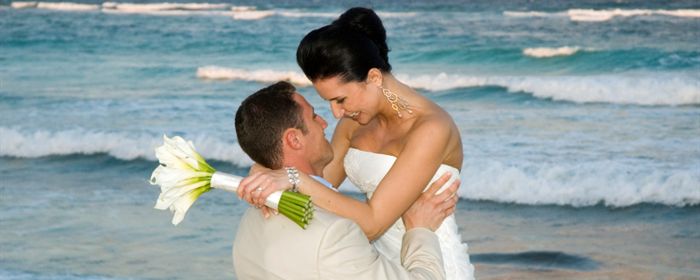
[277,191,314,229]
[278,202,308,220]
[281,192,312,207]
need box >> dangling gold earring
[380,85,413,118]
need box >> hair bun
[333,7,389,59]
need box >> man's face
[292,93,334,170]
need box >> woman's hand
[237,167,293,212]
[402,173,460,232]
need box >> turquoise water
[1,1,699,279]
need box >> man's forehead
[293,92,314,113]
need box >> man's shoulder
[234,207,364,262]
[237,206,356,236]
[312,207,353,228]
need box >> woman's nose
[330,103,344,119]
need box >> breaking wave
[0,127,254,167]
[196,66,700,106]
[8,2,416,19]
[523,46,583,58]
[457,159,700,207]
[504,9,700,22]
[196,66,312,87]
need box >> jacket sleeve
[317,218,445,280]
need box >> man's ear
[283,128,303,150]
[366,68,383,87]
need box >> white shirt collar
[310,175,338,192]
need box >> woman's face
[313,76,378,124]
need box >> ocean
[1,0,699,279]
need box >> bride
[239,7,474,279]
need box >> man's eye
[337,98,346,104]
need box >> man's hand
[402,173,460,231]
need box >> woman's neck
[376,73,421,126]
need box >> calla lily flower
[149,135,313,228]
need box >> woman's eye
[337,98,346,104]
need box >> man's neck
[282,159,320,177]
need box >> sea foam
[196,67,700,106]
[231,10,276,20]
[397,72,700,105]
[504,8,700,22]
[8,3,416,19]
[457,159,700,207]
[4,127,697,208]
[0,127,254,167]
[196,66,312,87]
[523,46,581,58]
[10,1,38,9]
[102,2,230,12]
[35,2,100,11]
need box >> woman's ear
[366,68,383,87]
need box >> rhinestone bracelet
[285,167,300,192]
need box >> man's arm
[317,218,444,280]
[318,175,459,279]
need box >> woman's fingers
[261,206,273,219]
[238,172,261,198]
[242,174,270,205]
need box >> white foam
[568,9,651,22]
[7,4,416,20]
[231,10,276,20]
[503,11,557,18]
[457,159,700,207]
[523,46,581,58]
[395,72,700,106]
[194,67,699,106]
[2,127,697,207]
[504,9,700,22]
[0,127,254,167]
[10,1,37,9]
[35,2,100,11]
[102,2,230,12]
[273,10,416,19]
[231,6,256,12]
[101,9,223,17]
[196,66,312,87]
[657,9,700,18]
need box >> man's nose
[319,116,328,129]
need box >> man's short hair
[235,81,307,169]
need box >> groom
[233,81,456,279]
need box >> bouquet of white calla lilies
[149,135,314,228]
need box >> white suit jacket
[233,207,445,279]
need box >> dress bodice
[342,147,474,280]
[344,147,461,198]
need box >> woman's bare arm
[239,115,458,241]
[322,118,358,187]
[297,117,455,240]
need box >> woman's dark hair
[296,7,391,83]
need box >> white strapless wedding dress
[344,148,475,280]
